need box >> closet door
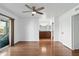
[72,14,79,49]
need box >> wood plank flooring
[0,40,79,56]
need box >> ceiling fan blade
[25,4,32,10]
[36,7,44,11]
[23,11,32,13]
[36,11,43,15]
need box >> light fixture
[32,11,36,14]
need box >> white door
[72,14,79,49]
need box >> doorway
[39,19,54,41]
[0,20,9,48]
[0,13,14,49]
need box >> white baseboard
[19,39,39,42]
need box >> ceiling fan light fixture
[23,4,44,16]
[32,11,36,14]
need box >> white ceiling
[0,3,79,18]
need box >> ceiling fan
[23,4,45,16]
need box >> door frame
[0,13,14,46]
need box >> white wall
[59,5,79,49]
[54,17,59,41]
[19,17,39,41]
[14,18,21,43]
[59,14,72,49]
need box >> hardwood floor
[0,40,79,56]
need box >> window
[0,20,7,36]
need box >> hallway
[0,40,79,56]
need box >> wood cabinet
[39,31,51,39]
